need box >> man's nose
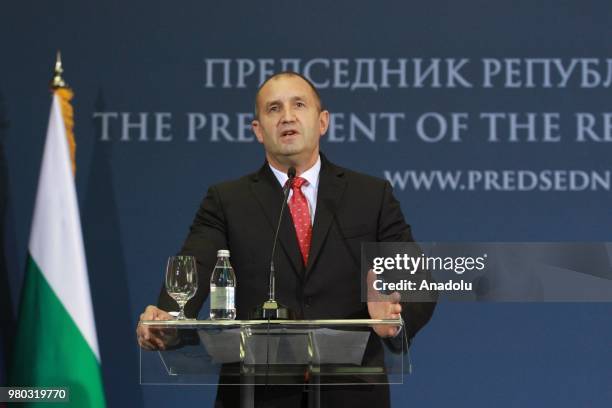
[281,106,296,122]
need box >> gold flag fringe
[55,88,76,175]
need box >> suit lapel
[249,163,304,278]
[305,156,346,277]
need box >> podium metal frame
[140,319,409,408]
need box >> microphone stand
[251,167,296,320]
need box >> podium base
[250,300,295,320]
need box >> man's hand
[136,305,176,350]
[367,269,402,338]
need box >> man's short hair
[254,71,323,119]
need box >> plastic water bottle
[209,249,236,320]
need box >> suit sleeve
[157,185,228,318]
[377,181,437,342]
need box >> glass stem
[177,301,187,320]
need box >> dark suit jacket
[158,154,436,407]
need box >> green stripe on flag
[10,255,105,407]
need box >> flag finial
[50,50,68,89]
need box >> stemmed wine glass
[165,256,198,320]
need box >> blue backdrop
[1,1,611,407]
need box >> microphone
[251,166,296,319]
[286,166,297,181]
[268,167,295,302]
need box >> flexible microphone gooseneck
[268,166,296,303]
[251,166,296,319]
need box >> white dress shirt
[269,155,321,225]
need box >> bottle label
[210,286,235,310]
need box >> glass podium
[140,319,409,407]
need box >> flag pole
[49,51,76,174]
[50,50,68,90]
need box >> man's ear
[252,120,264,144]
[319,110,330,136]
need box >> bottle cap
[217,249,230,257]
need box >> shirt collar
[269,155,321,189]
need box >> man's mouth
[280,130,298,137]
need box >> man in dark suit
[137,72,436,407]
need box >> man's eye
[296,102,305,108]
[269,106,279,112]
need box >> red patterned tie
[288,177,312,265]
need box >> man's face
[252,75,329,168]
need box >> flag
[10,87,106,407]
